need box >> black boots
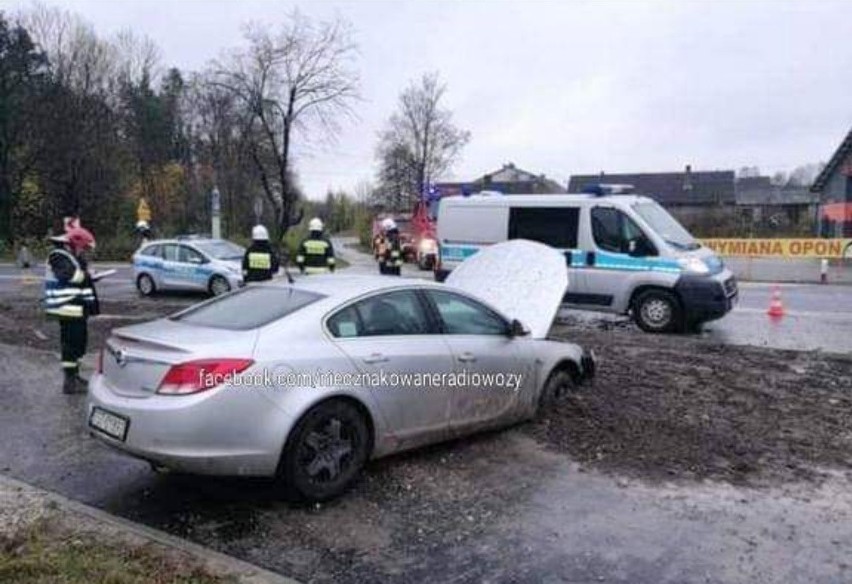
[62,370,88,394]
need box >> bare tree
[211,11,359,240]
[113,29,161,88]
[23,3,117,97]
[376,72,470,208]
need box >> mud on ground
[539,324,852,485]
[0,290,190,353]
[2,289,850,487]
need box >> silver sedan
[87,242,594,501]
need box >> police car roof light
[580,183,636,196]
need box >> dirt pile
[533,326,852,484]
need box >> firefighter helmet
[66,226,96,252]
[251,224,269,241]
[308,217,324,232]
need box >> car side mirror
[508,319,529,338]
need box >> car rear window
[170,287,324,330]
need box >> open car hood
[445,240,568,339]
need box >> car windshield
[170,286,323,330]
[632,201,699,250]
[193,240,245,261]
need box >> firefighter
[372,228,386,262]
[242,224,279,282]
[379,218,403,276]
[44,223,99,394]
[295,218,336,274]
[135,220,152,245]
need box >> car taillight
[156,359,254,395]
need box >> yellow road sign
[137,198,151,223]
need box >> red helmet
[66,226,96,253]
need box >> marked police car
[133,237,245,297]
[436,187,738,333]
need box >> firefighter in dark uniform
[44,224,99,394]
[379,218,403,276]
[242,224,279,282]
[295,218,336,275]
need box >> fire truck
[371,195,451,270]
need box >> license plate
[89,407,129,441]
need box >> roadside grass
[0,518,237,584]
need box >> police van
[435,189,738,333]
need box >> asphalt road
[4,244,851,354]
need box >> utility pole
[211,186,221,239]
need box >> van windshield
[632,201,699,250]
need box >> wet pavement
[559,282,852,354]
[1,341,850,583]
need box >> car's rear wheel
[208,275,230,296]
[538,368,576,414]
[281,400,370,502]
[136,273,156,296]
[633,289,683,333]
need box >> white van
[435,192,738,332]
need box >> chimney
[683,164,693,191]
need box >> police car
[133,237,245,296]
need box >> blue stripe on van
[594,251,682,273]
[440,244,481,261]
[440,244,683,274]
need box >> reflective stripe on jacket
[248,252,271,269]
[296,235,336,271]
[43,249,96,319]
[242,241,280,282]
[381,236,404,267]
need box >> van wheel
[208,275,230,296]
[281,400,370,502]
[136,274,156,296]
[633,289,682,333]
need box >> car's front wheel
[281,400,370,502]
[136,273,156,296]
[208,275,231,296]
[538,368,576,414]
[633,288,683,333]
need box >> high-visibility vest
[43,250,95,319]
[296,236,335,272]
[247,252,271,270]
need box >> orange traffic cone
[767,285,785,318]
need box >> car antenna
[282,252,295,284]
[280,210,304,285]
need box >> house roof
[481,163,542,183]
[568,170,736,205]
[811,127,852,192]
[436,163,566,195]
[736,184,819,205]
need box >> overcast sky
[7,0,852,199]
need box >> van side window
[592,207,656,255]
[508,207,579,249]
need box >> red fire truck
[371,186,465,270]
